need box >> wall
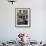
[0,0,46,42]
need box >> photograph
[15,8,31,27]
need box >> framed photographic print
[15,8,31,28]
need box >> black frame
[15,8,31,28]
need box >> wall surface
[0,0,46,42]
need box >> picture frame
[15,8,31,28]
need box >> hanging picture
[15,8,31,28]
